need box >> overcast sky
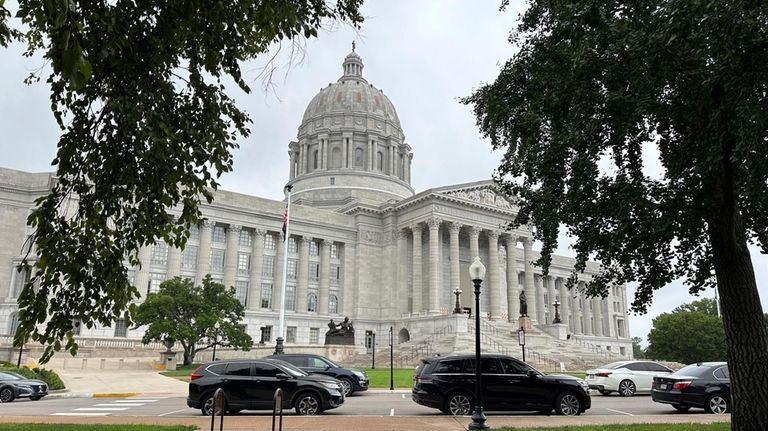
[1,1,766,346]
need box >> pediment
[436,184,514,210]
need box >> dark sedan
[267,353,368,396]
[652,362,730,414]
[0,371,48,402]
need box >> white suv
[586,361,673,396]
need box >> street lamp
[371,331,376,369]
[552,299,562,324]
[517,327,526,363]
[389,326,394,391]
[452,287,463,314]
[468,257,488,430]
[212,321,220,361]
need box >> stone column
[469,227,481,262]
[573,289,583,334]
[297,236,310,313]
[557,277,570,329]
[546,276,556,324]
[407,154,413,183]
[373,140,378,170]
[593,297,604,336]
[343,135,352,168]
[505,235,519,323]
[135,245,152,300]
[448,222,462,308]
[273,236,285,311]
[582,282,593,335]
[321,137,328,169]
[223,224,241,289]
[167,244,182,279]
[522,237,537,324]
[367,140,373,170]
[535,275,546,324]
[195,222,213,286]
[248,229,266,310]
[398,230,409,314]
[488,231,501,319]
[411,224,423,313]
[319,240,331,314]
[427,217,441,313]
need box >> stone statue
[519,291,528,317]
[327,319,339,335]
[324,316,355,345]
[339,317,354,334]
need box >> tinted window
[206,363,227,375]
[499,358,529,374]
[675,364,713,377]
[713,367,730,380]
[307,357,328,368]
[225,362,252,376]
[281,356,308,367]
[0,372,22,381]
[622,363,646,371]
[646,362,672,373]
[464,358,502,374]
[254,363,281,377]
[604,362,628,369]
[434,359,463,374]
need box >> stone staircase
[342,316,626,372]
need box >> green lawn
[0,425,195,431]
[362,367,413,388]
[495,425,728,431]
[160,363,200,379]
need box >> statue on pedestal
[519,291,528,317]
[325,317,355,345]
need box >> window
[210,249,225,272]
[331,265,341,283]
[307,293,318,312]
[499,357,529,375]
[234,280,248,305]
[189,225,200,241]
[261,283,273,308]
[309,328,320,344]
[114,319,127,337]
[286,326,297,343]
[308,357,329,368]
[309,241,319,256]
[331,147,342,168]
[225,362,251,376]
[377,151,383,170]
[11,266,31,297]
[463,358,502,374]
[329,295,338,314]
[206,363,226,375]
[7,312,19,335]
[264,234,276,250]
[148,273,165,294]
[286,259,298,280]
[254,363,280,377]
[239,229,252,247]
[354,148,364,167]
[262,255,275,277]
[237,253,250,274]
[181,246,198,270]
[434,359,463,374]
[309,263,320,281]
[285,285,296,311]
[262,325,273,342]
[330,244,339,259]
[288,237,298,253]
[212,226,226,244]
[313,150,319,169]
[151,241,168,266]
[714,367,730,380]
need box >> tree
[133,276,252,365]
[462,1,768,429]
[645,308,727,364]
[0,0,363,362]
[673,298,719,316]
[631,336,645,360]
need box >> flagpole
[275,184,293,355]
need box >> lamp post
[212,321,220,361]
[517,327,526,363]
[371,331,376,369]
[452,287,463,314]
[389,326,394,391]
[468,257,488,430]
[552,299,562,324]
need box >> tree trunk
[709,201,768,430]
[183,344,195,366]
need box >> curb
[92,392,142,398]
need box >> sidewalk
[49,367,188,398]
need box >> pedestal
[518,316,533,331]
[159,351,178,371]
[540,323,568,340]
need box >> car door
[497,357,550,409]
[221,362,255,409]
[251,362,289,409]
[304,356,334,378]
[463,358,507,410]
[626,362,653,392]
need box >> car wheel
[339,378,354,397]
[618,379,636,396]
[29,396,43,401]
[200,394,216,416]
[672,404,691,412]
[705,394,729,414]
[0,387,14,403]
[598,390,611,396]
[555,391,582,416]
[295,392,322,415]
[444,392,474,416]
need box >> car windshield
[602,362,628,370]
[0,372,24,381]
[276,361,309,377]
[322,357,340,368]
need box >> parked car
[412,354,591,416]
[0,371,48,403]
[652,362,730,414]
[586,360,674,396]
[267,353,368,396]
[187,358,345,416]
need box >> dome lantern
[342,41,364,79]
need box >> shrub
[0,365,66,390]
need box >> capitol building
[0,48,632,366]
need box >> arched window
[330,147,342,169]
[377,152,383,171]
[329,295,338,314]
[8,312,19,336]
[354,148,365,168]
[313,150,319,170]
[307,293,318,312]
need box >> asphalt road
[0,392,725,418]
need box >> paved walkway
[52,367,188,397]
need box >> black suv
[187,358,344,416]
[412,354,591,416]
[267,353,368,396]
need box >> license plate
[659,383,667,390]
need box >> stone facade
[0,48,633,360]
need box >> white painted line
[401,394,405,399]
[74,407,130,411]
[158,408,190,417]
[119,399,159,402]
[390,408,395,416]
[94,403,144,407]
[51,413,111,416]
[606,408,635,416]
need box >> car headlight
[353,371,366,379]
[321,381,341,391]
[578,380,590,390]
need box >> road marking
[390,408,395,416]
[606,408,635,416]
[158,408,190,417]
[401,394,405,399]
[51,413,111,416]
[94,403,144,407]
[118,399,159,402]
[74,407,130,411]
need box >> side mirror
[527,369,538,378]
[276,373,290,380]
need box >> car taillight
[651,381,656,389]
[596,372,612,377]
[673,381,692,390]
[190,366,204,381]
[415,375,432,384]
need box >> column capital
[397,229,410,240]
[254,228,267,238]
[319,238,332,248]
[228,224,242,234]
[505,234,518,246]
[448,221,462,234]
[469,226,482,238]
[487,230,500,241]
[201,220,215,229]
[300,235,312,245]
[426,217,441,230]
[410,223,423,234]
[521,236,533,249]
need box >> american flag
[281,207,288,241]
